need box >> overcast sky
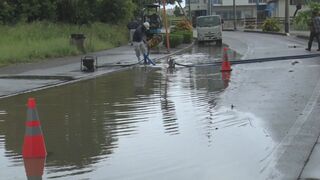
[166,0,185,9]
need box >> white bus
[196,15,223,45]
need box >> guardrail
[222,17,295,30]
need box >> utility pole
[208,0,211,15]
[233,0,236,30]
[162,0,170,52]
[188,0,191,21]
[285,0,289,33]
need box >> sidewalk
[290,30,310,40]
[0,42,193,98]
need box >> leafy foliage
[171,30,193,43]
[20,0,57,22]
[0,0,137,25]
[174,5,183,17]
[174,18,193,31]
[0,1,18,24]
[165,34,183,48]
[294,2,320,30]
[262,18,280,32]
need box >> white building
[185,0,269,20]
[185,0,309,20]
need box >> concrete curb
[296,35,309,40]
[223,29,310,41]
[222,29,287,36]
[243,29,287,36]
[222,29,236,32]
[242,30,311,41]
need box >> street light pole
[285,0,289,33]
[233,0,236,30]
[162,0,170,52]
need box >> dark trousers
[308,31,320,49]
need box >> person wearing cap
[306,11,320,51]
[132,22,150,62]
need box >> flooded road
[1,42,319,179]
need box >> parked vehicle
[196,15,223,45]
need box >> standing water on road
[0,45,273,179]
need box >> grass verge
[0,22,128,66]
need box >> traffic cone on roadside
[221,47,232,72]
[23,158,45,180]
[22,98,47,158]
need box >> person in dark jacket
[133,22,150,62]
[127,19,140,46]
[306,11,320,51]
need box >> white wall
[189,0,208,11]
[222,0,266,6]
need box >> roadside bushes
[171,30,192,42]
[294,2,320,31]
[165,31,193,48]
[175,18,193,31]
[166,18,193,48]
[166,33,183,48]
[262,18,280,32]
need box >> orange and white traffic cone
[22,98,47,158]
[221,47,232,72]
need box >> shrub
[172,31,192,43]
[262,18,280,32]
[165,34,183,48]
[294,2,320,31]
[174,18,193,31]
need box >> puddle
[0,45,273,180]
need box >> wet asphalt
[1,31,320,179]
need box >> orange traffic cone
[23,158,45,180]
[22,98,47,158]
[221,47,232,72]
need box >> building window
[290,0,306,5]
[186,0,200,3]
[248,0,267,3]
[212,0,222,4]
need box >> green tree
[97,0,136,24]
[294,1,320,30]
[56,0,96,24]
[20,0,56,22]
[0,1,18,24]
[173,5,182,16]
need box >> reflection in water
[0,45,273,180]
[160,69,179,135]
[221,71,231,88]
[23,158,45,180]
